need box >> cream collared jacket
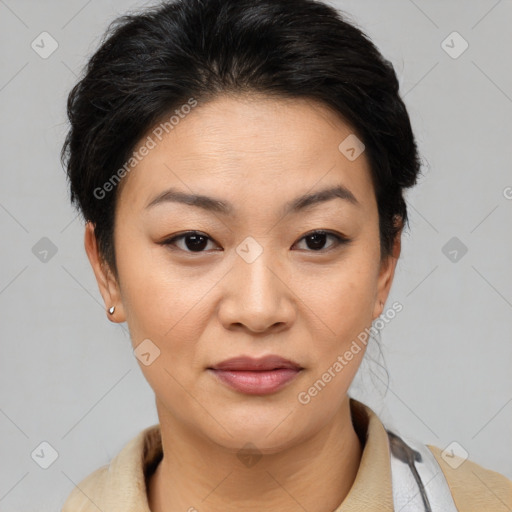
[62,399,512,511]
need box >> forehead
[116,94,375,215]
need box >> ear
[372,224,402,320]
[84,222,126,323]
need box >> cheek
[114,230,211,345]
[305,256,379,343]
[121,279,213,363]
[292,259,378,420]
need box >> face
[86,94,399,453]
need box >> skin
[85,93,401,512]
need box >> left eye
[294,230,349,252]
[161,230,349,253]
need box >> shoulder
[61,464,110,512]
[61,424,161,511]
[428,444,512,512]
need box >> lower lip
[209,368,301,394]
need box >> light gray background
[0,0,511,510]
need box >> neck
[148,396,362,512]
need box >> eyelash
[160,230,351,254]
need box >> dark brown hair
[61,0,421,273]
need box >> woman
[60,0,512,510]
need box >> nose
[218,246,296,334]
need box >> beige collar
[63,398,394,511]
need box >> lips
[208,355,303,395]
[210,355,302,371]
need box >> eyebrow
[145,184,359,216]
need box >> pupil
[186,234,208,251]
[307,233,326,250]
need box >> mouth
[207,355,303,395]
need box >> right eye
[160,231,222,253]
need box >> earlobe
[84,222,126,322]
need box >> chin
[202,406,314,454]
[212,428,304,456]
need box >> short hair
[61,0,421,274]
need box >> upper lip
[209,355,302,371]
